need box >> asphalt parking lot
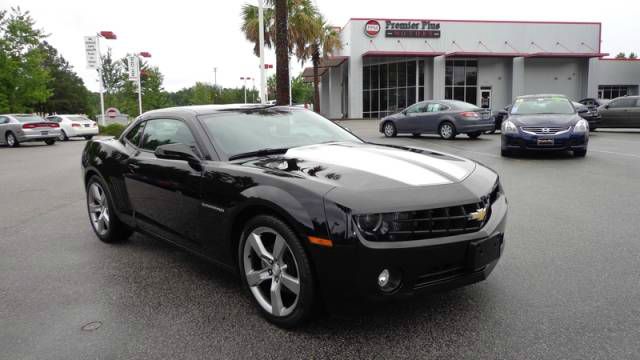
[2,125,640,359]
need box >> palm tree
[296,15,342,114]
[241,0,317,105]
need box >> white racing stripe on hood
[286,145,452,186]
[371,148,472,181]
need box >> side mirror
[155,143,202,170]
[577,107,588,114]
[604,104,610,109]
[402,110,407,115]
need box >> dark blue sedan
[501,95,589,157]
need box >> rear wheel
[239,215,315,328]
[467,131,482,139]
[383,122,397,137]
[44,139,55,145]
[501,148,514,157]
[84,135,94,140]
[6,132,19,147]
[438,122,456,140]
[574,149,587,157]
[58,131,68,141]
[86,176,132,243]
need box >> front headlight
[354,214,383,234]
[502,120,518,134]
[573,119,589,133]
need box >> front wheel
[467,131,482,139]
[44,139,56,145]
[86,176,132,243]
[383,122,397,137]
[239,215,315,328]
[438,122,457,140]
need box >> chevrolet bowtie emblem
[468,207,488,221]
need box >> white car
[46,114,99,141]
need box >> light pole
[135,52,152,115]
[252,77,256,103]
[258,0,266,104]
[97,31,117,125]
[240,77,253,104]
[213,67,217,104]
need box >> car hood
[242,142,476,190]
[508,114,581,127]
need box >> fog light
[377,268,402,293]
[377,269,390,288]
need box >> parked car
[578,98,610,109]
[379,100,494,140]
[572,101,601,131]
[46,114,99,140]
[0,114,60,147]
[82,105,507,328]
[488,105,512,134]
[596,96,640,128]
[501,94,589,157]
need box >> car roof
[517,94,568,99]
[140,104,299,118]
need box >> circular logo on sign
[106,107,120,118]
[364,20,381,37]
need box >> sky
[8,0,639,93]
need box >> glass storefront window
[363,67,370,90]
[363,60,423,118]
[445,59,479,105]
[371,65,379,89]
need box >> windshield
[14,114,45,123]
[511,97,575,115]
[199,108,362,158]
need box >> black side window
[610,98,636,108]
[0,116,8,124]
[125,122,145,146]
[140,119,196,152]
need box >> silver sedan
[0,114,61,147]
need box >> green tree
[615,52,627,59]
[241,0,317,105]
[291,75,312,104]
[629,52,637,59]
[99,48,124,94]
[297,14,342,114]
[36,41,91,115]
[0,7,51,113]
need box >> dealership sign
[364,20,441,39]
[364,20,381,37]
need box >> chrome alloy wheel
[88,182,110,236]
[243,227,301,317]
[384,122,395,137]
[440,123,454,138]
[6,133,16,147]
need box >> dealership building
[303,18,640,119]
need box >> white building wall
[588,60,640,98]
[524,58,588,100]
[477,58,512,110]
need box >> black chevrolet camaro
[82,105,507,328]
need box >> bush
[99,123,126,137]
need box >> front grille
[363,183,501,242]
[521,126,570,135]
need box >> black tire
[382,121,397,137]
[574,149,587,157]
[411,133,421,137]
[59,130,68,141]
[44,139,56,145]
[6,132,19,147]
[467,131,482,139]
[238,215,315,328]
[590,127,597,132]
[438,122,457,140]
[501,148,514,157]
[86,175,133,243]
[84,135,94,140]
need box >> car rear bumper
[457,123,496,133]
[501,130,588,151]
[315,193,508,314]
[68,127,99,137]
[18,129,61,142]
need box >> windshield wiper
[228,147,290,161]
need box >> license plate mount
[467,235,502,270]
[537,138,554,146]
[41,131,48,135]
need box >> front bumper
[501,129,588,151]
[315,192,508,314]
